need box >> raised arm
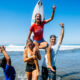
[58,23,64,45]
[1,46,11,65]
[45,6,56,23]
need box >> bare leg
[32,48,39,80]
[33,42,39,48]
[32,69,38,80]
[34,59,39,74]
[39,41,48,49]
[34,41,48,49]
[33,47,39,78]
[26,72,32,80]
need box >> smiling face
[50,36,56,45]
[35,13,41,23]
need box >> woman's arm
[33,48,40,75]
[23,49,36,62]
[45,6,56,23]
[27,31,32,40]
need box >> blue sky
[0,0,80,45]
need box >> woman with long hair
[27,6,56,49]
[23,39,41,80]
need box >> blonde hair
[25,39,33,49]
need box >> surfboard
[31,0,44,25]
[31,0,46,71]
[31,0,45,40]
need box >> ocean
[0,44,80,80]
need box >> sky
[0,0,80,45]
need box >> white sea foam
[60,45,80,50]
[6,45,24,51]
[5,44,80,51]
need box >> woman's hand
[60,23,64,28]
[52,6,56,11]
[32,55,37,60]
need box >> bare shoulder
[24,48,28,54]
[33,45,39,51]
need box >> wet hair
[24,39,33,49]
[35,13,42,23]
[50,35,57,39]
[27,39,33,44]
[35,13,41,18]
[0,57,6,68]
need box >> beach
[0,45,80,80]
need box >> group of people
[24,5,64,80]
[0,5,64,80]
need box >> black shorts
[42,66,56,80]
[25,63,36,72]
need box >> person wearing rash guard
[0,46,16,80]
[27,6,56,49]
[42,23,64,80]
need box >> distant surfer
[27,6,56,49]
[42,23,64,80]
[23,39,41,80]
[0,46,16,80]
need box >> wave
[5,45,80,51]
[6,45,24,51]
[60,45,80,51]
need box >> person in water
[23,39,41,80]
[27,6,56,49]
[0,46,16,80]
[42,23,64,80]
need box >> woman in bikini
[23,39,41,80]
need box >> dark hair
[35,13,41,18]
[24,39,33,49]
[27,39,33,43]
[35,13,42,23]
[0,57,6,68]
[50,35,57,39]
